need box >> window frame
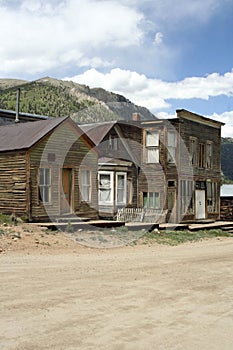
[198,143,206,168]
[98,171,114,205]
[38,167,52,204]
[180,180,194,214]
[207,181,218,213]
[116,172,127,205]
[145,130,159,164]
[143,192,160,209]
[189,137,198,166]
[206,141,213,169]
[167,130,177,163]
[80,168,92,203]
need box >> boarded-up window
[39,168,51,203]
[146,131,159,163]
[167,131,176,163]
[81,169,91,202]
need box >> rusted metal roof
[0,116,68,152]
[80,122,117,145]
[0,108,51,120]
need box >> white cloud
[0,0,144,75]
[207,111,233,137]
[154,32,163,45]
[64,68,233,110]
[150,110,231,138]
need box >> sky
[0,0,233,137]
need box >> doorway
[168,189,176,223]
[195,190,206,220]
[61,168,73,214]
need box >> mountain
[0,77,157,123]
[221,137,233,182]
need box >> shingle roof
[0,116,68,152]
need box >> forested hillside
[0,77,156,123]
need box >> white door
[195,190,206,220]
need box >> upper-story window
[198,143,205,168]
[189,137,198,166]
[206,141,213,169]
[145,130,159,163]
[108,135,119,151]
[167,131,177,163]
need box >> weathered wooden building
[0,108,50,125]
[220,184,233,220]
[81,109,224,223]
[0,117,98,222]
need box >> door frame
[167,188,177,223]
[195,189,206,220]
[60,167,74,215]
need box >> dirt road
[1,238,233,350]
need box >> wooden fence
[116,208,168,223]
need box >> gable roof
[0,116,68,152]
[80,122,117,145]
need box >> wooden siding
[29,121,98,221]
[0,151,28,217]
[220,198,233,220]
[176,117,221,177]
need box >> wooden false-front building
[0,117,98,221]
[81,109,224,223]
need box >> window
[180,180,194,214]
[108,135,119,151]
[39,168,51,203]
[167,131,176,163]
[145,130,159,163]
[168,180,176,188]
[98,172,113,205]
[198,143,205,168]
[81,169,91,202]
[189,137,198,166]
[206,141,212,169]
[116,173,127,205]
[113,137,119,151]
[143,192,160,209]
[207,181,218,213]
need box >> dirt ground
[1,223,233,350]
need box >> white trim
[116,172,127,205]
[98,171,114,205]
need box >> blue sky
[1,0,233,136]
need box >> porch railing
[116,208,168,223]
